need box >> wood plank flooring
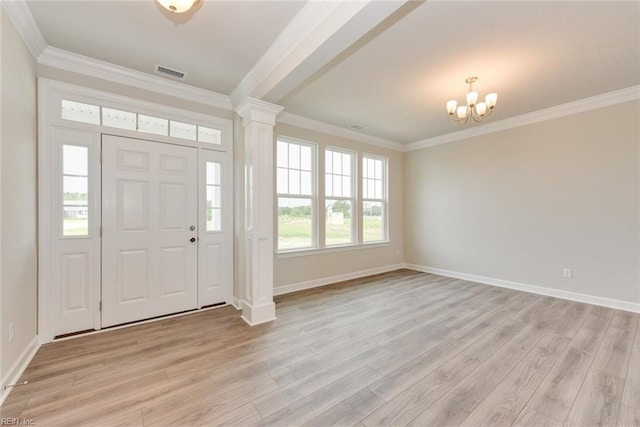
[1,269,638,426]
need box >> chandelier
[446,77,497,124]
[157,0,200,13]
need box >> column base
[241,300,276,326]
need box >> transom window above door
[61,99,222,144]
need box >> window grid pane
[138,114,169,136]
[206,162,221,186]
[278,197,313,250]
[277,141,313,196]
[197,126,221,144]
[325,149,353,198]
[363,201,384,242]
[277,141,288,167]
[207,208,221,231]
[277,168,288,193]
[206,161,222,231]
[61,100,100,125]
[170,121,197,141]
[326,199,353,246]
[102,107,136,131]
[289,143,301,169]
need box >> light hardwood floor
[1,269,639,426]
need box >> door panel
[160,247,188,296]
[61,253,90,312]
[118,180,148,231]
[118,249,148,303]
[160,183,187,229]
[102,135,198,327]
[52,128,101,337]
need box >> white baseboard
[240,301,276,326]
[1,335,40,405]
[231,296,242,310]
[404,263,640,314]
[274,263,405,296]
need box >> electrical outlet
[8,322,14,343]
[563,268,573,279]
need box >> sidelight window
[62,145,89,236]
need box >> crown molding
[38,47,233,111]
[407,85,640,151]
[2,0,47,58]
[279,112,405,152]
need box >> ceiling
[26,0,640,145]
[28,0,305,94]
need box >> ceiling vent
[154,64,186,81]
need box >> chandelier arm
[479,108,494,119]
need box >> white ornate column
[235,98,283,325]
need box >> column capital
[235,98,283,127]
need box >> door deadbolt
[189,225,196,231]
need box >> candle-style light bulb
[466,91,478,107]
[446,100,457,115]
[456,105,467,120]
[486,93,498,109]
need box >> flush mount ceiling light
[446,76,497,124]
[156,0,200,13]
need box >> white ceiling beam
[230,0,410,108]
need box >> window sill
[276,241,391,259]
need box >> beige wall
[37,64,233,120]
[404,101,640,305]
[1,11,38,380]
[274,123,404,289]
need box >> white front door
[101,135,198,327]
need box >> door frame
[38,79,234,343]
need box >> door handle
[190,237,196,243]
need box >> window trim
[61,99,223,145]
[362,153,389,243]
[44,79,232,153]
[324,146,357,247]
[60,143,91,238]
[276,135,390,255]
